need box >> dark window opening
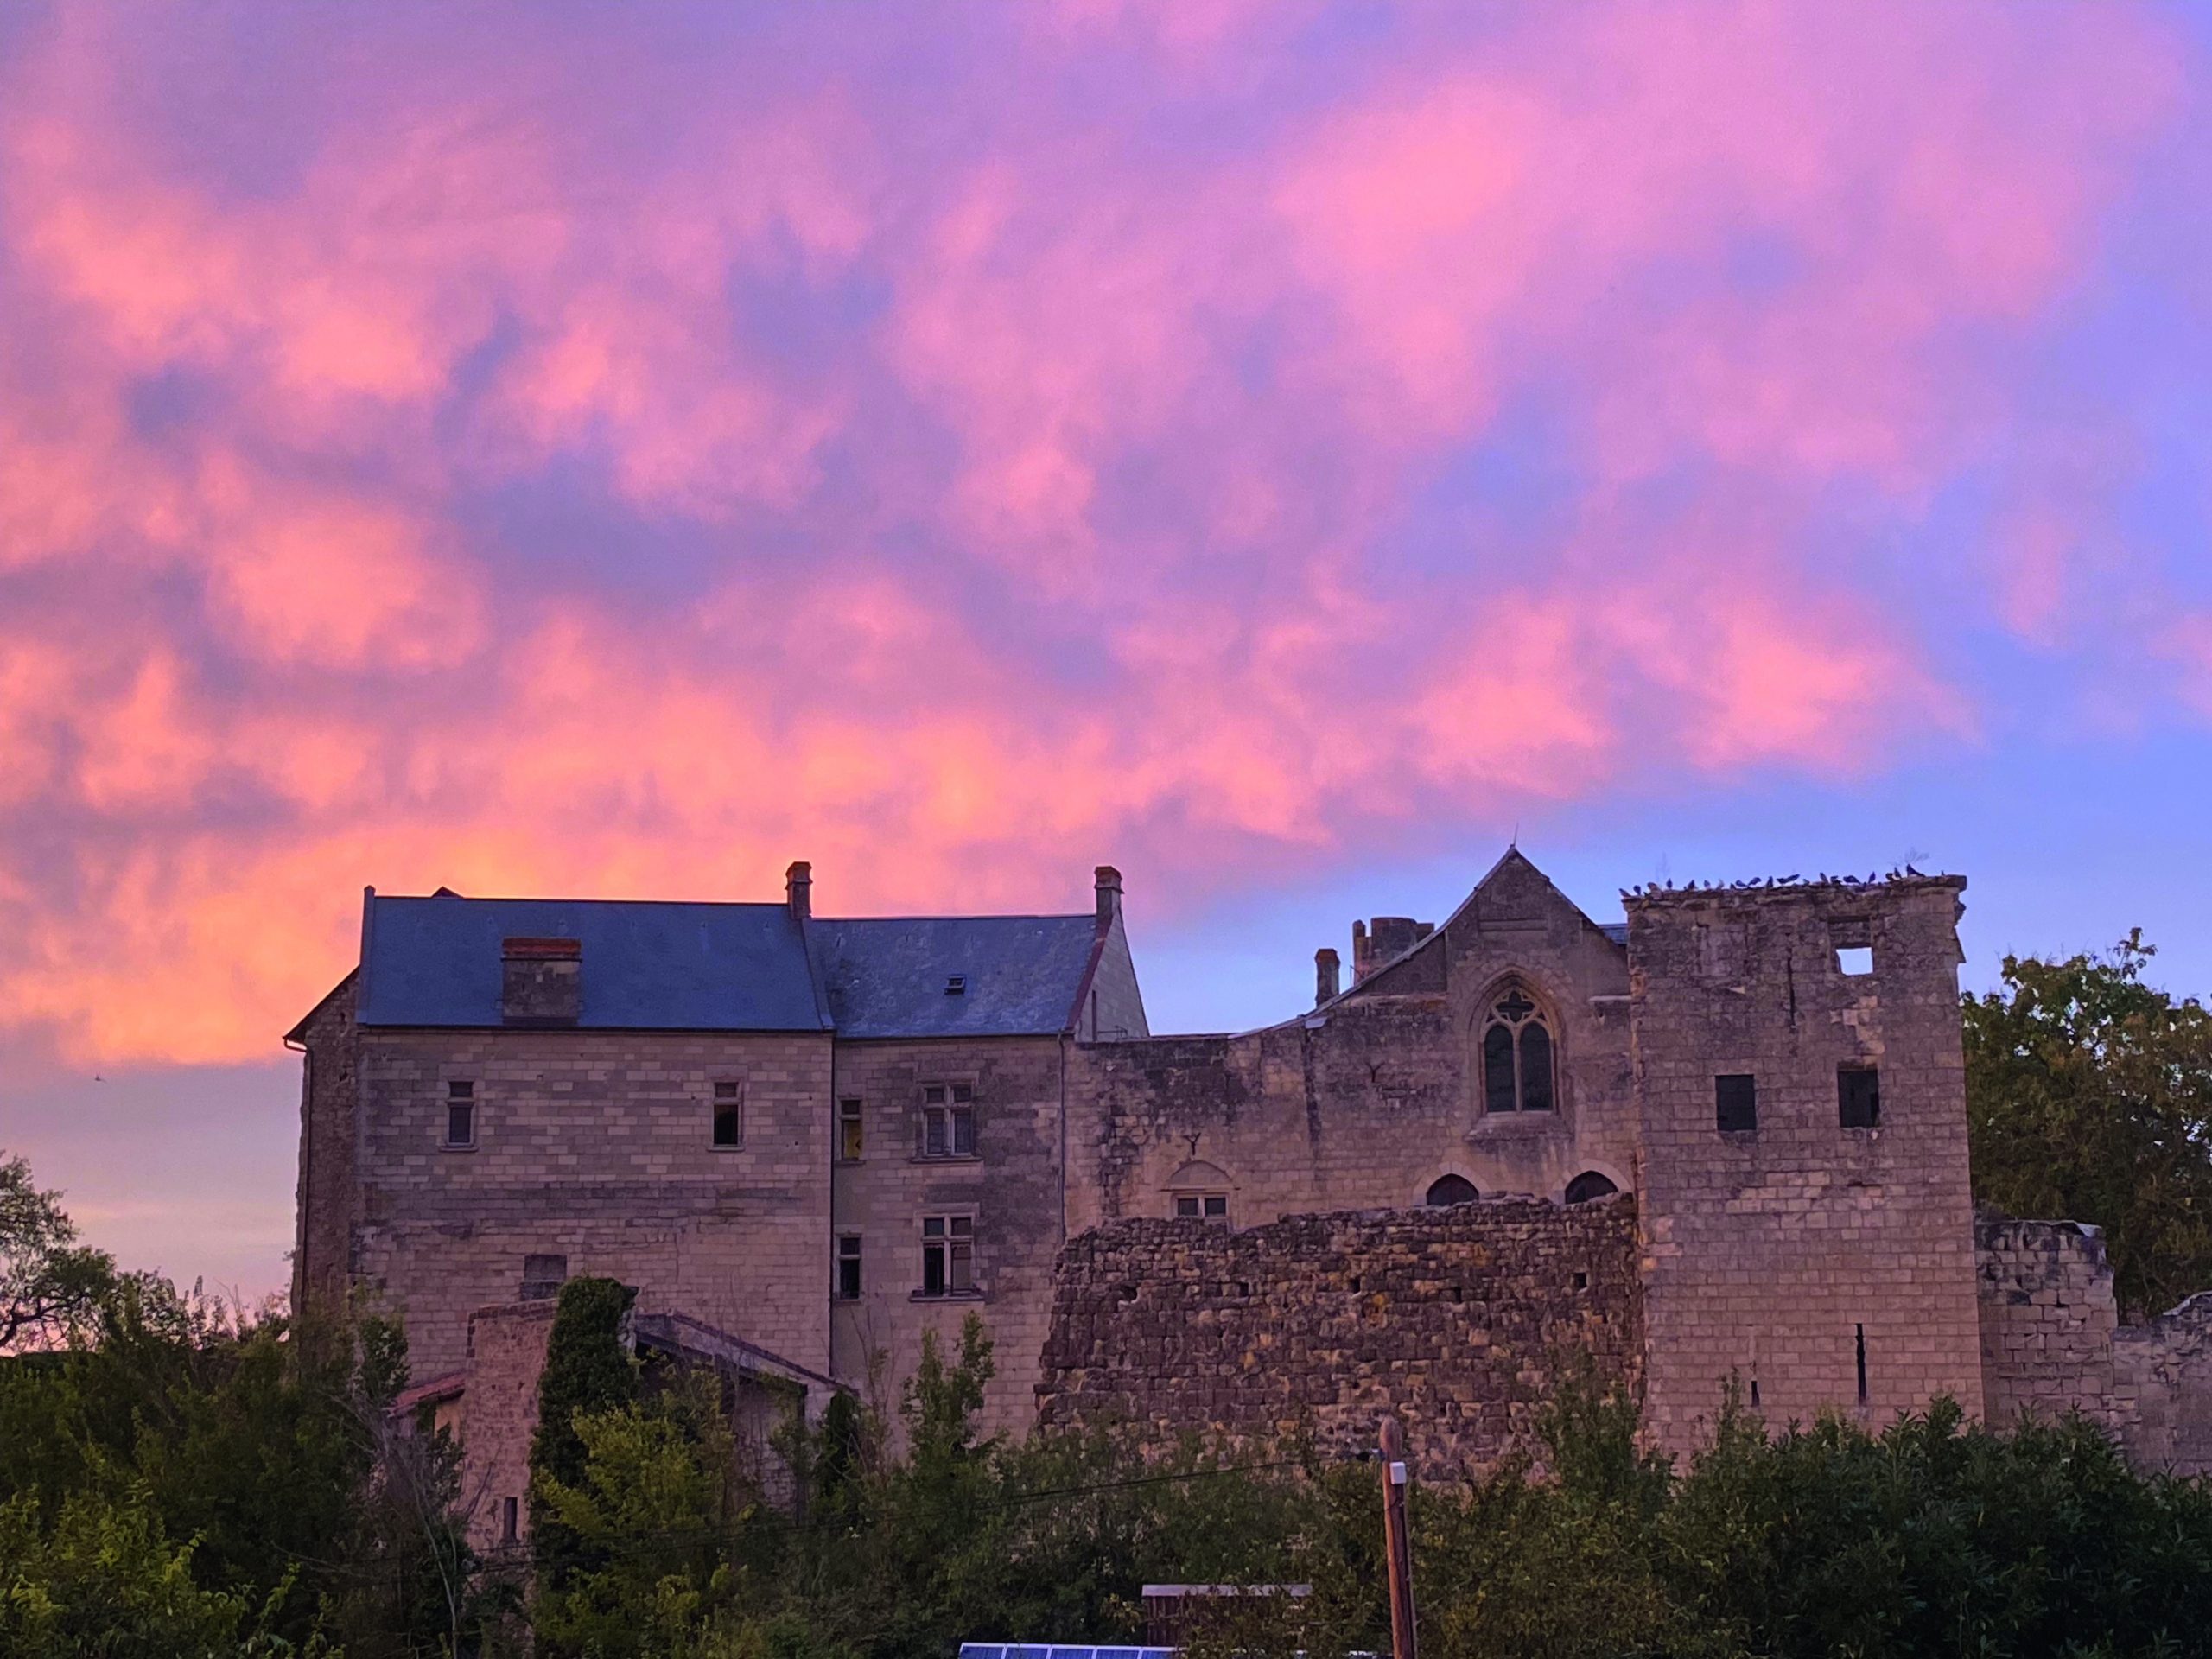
[838,1097,863,1161]
[836,1235,861,1300]
[1564,1171,1618,1205]
[1480,985,1557,1114]
[520,1253,567,1300]
[1572,1270,1589,1292]
[919,1084,976,1158]
[919,1214,973,1296]
[712,1081,743,1147]
[1174,1193,1229,1221]
[1839,1065,1881,1128]
[1855,1323,1869,1405]
[1426,1174,1479,1207]
[944,975,966,995]
[1715,1073,1758,1134]
[444,1081,475,1147]
[502,1497,518,1545]
[1750,1376,1762,1408]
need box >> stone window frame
[915,1211,980,1300]
[710,1080,744,1149]
[1838,1062,1882,1130]
[442,1079,477,1150]
[1166,1158,1235,1224]
[835,1231,862,1301]
[1714,1072,1759,1135]
[837,1096,864,1163]
[914,1080,978,1161]
[1424,1173,1480,1207]
[1471,976,1562,1120]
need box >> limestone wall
[1035,1196,1641,1477]
[352,1028,835,1380]
[1630,879,1986,1454]
[827,1033,1071,1439]
[457,1300,556,1559]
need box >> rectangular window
[838,1097,863,1161]
[1174,1194,1229,1222]
[919,1214,974,1296]
[1855,1322,1869,1405]
[444,1081,475,1147]
[501,1496,518,1545]
[836,1234,861,1300]
[1832,917,1873,976]
[520,1253,567,1300]
[1839,1064,1881,1128]
[918,1084,976,1159]
[711,1081,743,1147]
[1715,1073,1758,1134]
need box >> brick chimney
[502,938,582,1027]
[785,861,811,922]
[1095,865,1123,926]
[1315,947,1340,1007]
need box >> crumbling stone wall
[1975,1213,2212,1475]
[457,1300,556,1558]
[1036,1196,1641,1477]
[2113,1294,2212,1475]
[1976,1214,2117,1427]
[289,974,359,1320]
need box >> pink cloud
[0,1,2201,1066]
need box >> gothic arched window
[1564,1171,1618,1205]
[1426,1174,1479,1207]
[1481,985,1555,1114]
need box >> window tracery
[1480,984,1556,1114]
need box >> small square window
[444,1081,475,1147]
[711,1081,743,1147]
[944,975,967,995]
[521,1253,567,1300]
[1836,945,1874,976]
[1175,1193,1230,1224]
[1715,1074,1758,1134]
[836,1235,861,1300]
[1839,1064,1881,1128]
[838,1098,863,1161]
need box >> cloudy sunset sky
[3,0,2211,1300]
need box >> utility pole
[1378,1416,1418,1659]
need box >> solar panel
[1096,1649,1145,1659]
[957,1648,1004,1659]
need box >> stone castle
[289,850,2212,1541]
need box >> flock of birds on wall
[1620,866,1941,901]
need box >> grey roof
[358,894,829,1031]
[812,915,1098,1039]
[1599,921,1628,945]
[352,892,1102,1038]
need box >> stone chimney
[785,861,811,922]
[1315,947,1340,1006]
[1095,865,1123,926]
[502,938,582,1027]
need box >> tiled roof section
[812,914,1100,1039]
[357,893,830,1031]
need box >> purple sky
[2,1,2209,1301]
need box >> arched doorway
[1564,1171,1619,1205]
[1425,1173,1479,1206]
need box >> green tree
[1965,931,2212,1316]
[0,1150,118,1351]
[529,1276,639,1611]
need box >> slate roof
[356,894,830,1031]
[812,915,1099,1039]
[353,892,1102,1039]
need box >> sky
[3,0,2210,1302]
